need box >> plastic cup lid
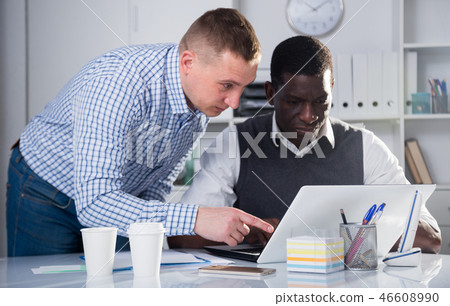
[127,222,165,234]
[80,227,118,233]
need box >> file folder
[352,53,368,115]
[382,52,399,116]
[405,145,422,184]
[336,54,353,117]
[367,53,383,115]
[405,139,432,184]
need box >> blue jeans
[6,145,129,256]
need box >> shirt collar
[270,112,335,156]
[166,45,193,115]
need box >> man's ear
[265,81,275,106]
[180,50,195,74]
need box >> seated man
[168,36,441,253]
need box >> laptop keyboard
[236,247,264,254]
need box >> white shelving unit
[400,0,450,254]
[400,0,450,186]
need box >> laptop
[204,184,436,263]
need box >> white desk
[0,251,448,288]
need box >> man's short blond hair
[180,8,261,64]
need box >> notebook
[204,184,436,263]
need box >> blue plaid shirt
[20,44,208,236]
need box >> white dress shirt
[182,114,439,232]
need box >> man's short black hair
[270,36,333,89]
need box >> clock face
[286,0,344,36]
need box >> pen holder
[339,223,377,270]
[431,94,448,113]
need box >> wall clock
[286,0,344,36]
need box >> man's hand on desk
[193,207,274,247]
[244,218,280,245]
[390,219,442,254]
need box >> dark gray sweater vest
[233,114,363,220]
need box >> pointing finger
[238,211,274,234]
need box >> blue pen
[113,266,133,272]
[369,203,386,225]
[362,204,377,225]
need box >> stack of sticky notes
[286,236,344,273]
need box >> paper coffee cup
[127,222,165,277]
[81,227,117,276]
[128,222,165,234]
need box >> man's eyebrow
[285,94,303,100]
[315,94,328,99]
[219,76,256,87]
[219,80,243,86]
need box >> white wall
[240,0,397,69]
[27,0,130,120]
[129,0,234,45]
[0,0,27,257]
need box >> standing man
[7,8,273,256]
